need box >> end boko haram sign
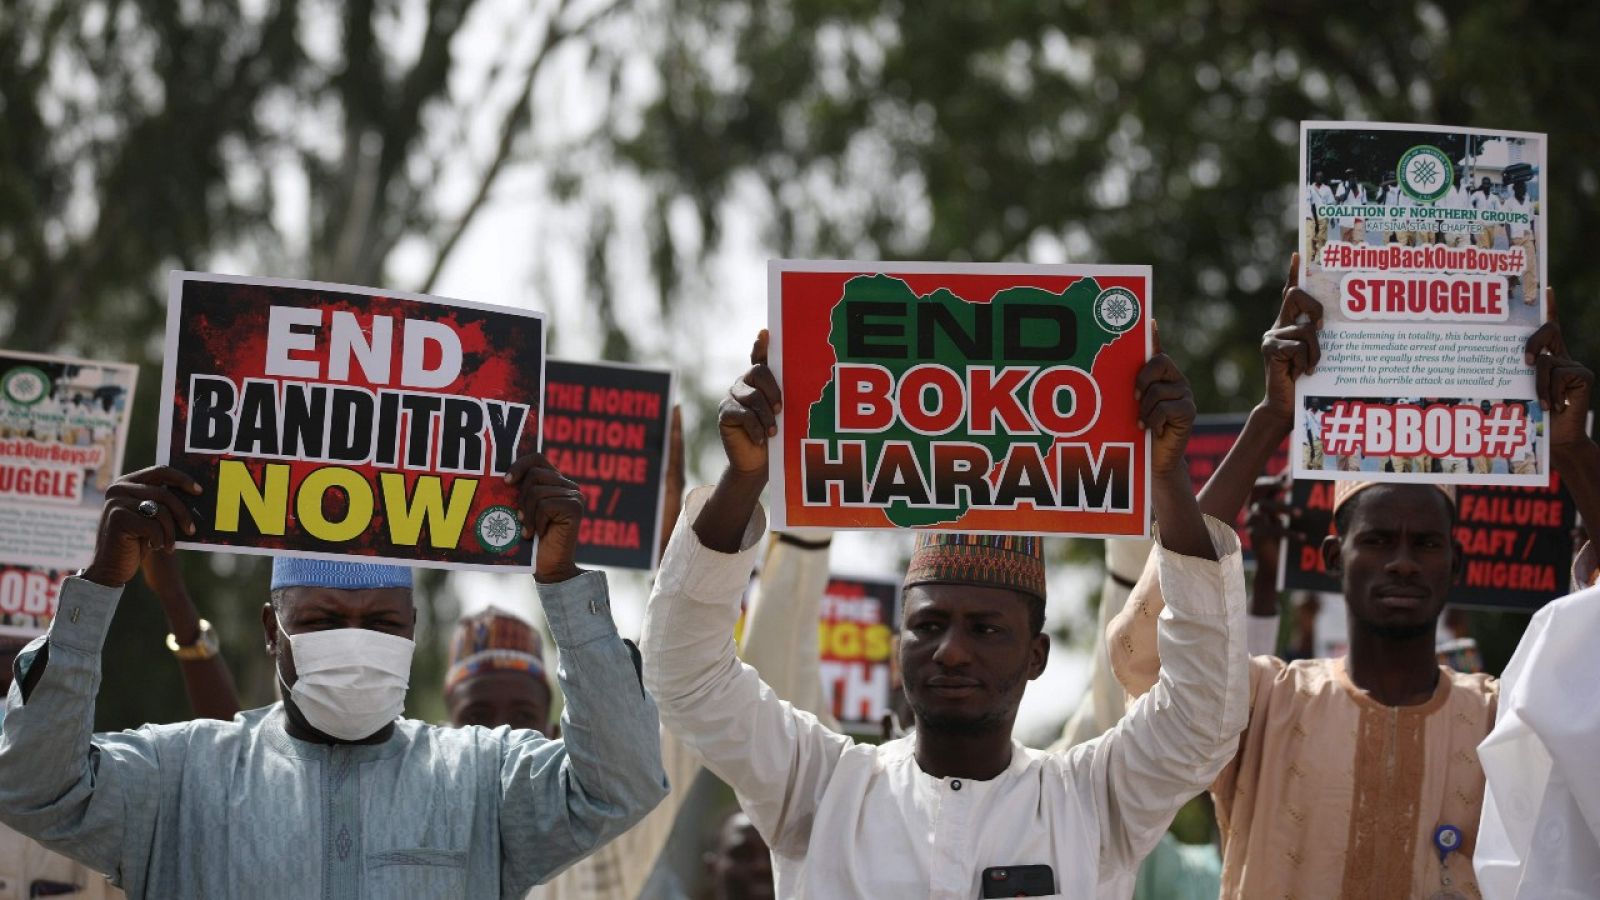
[768,260,1151,537]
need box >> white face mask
[276,615,414,741]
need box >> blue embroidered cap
[270,557,414,592]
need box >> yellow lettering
[865,623,892,661]
[296,467,373,543]
[829,621,862,657]
[380,473,477,549]
[214,460,289,535]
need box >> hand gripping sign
[768,260,1151,537]
[158,272,545,571]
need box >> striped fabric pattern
[903,532,1046,600]
[445,607,547,693]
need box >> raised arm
[1196,254,1320,523]
[642,332,852,857]
[1525,293,1600,588]
[1078,345,1249,876]
[1109,257,1318,697]
[142,550,241,720]
[496,452,667,889]
[0,467,203,888]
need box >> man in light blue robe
[0,457,666,899]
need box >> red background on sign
[777,268,1149,535]
[168,278,543,567]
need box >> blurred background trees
[2,0,1596,725]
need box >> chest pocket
[365,848,467,897]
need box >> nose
[1384,542,1421,578]
[931,628,973,667]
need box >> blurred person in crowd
[1435,607,1484,675]
[704,811,773,900]
[1445,172,1472,247]
[1307,169,1336,262]
[1472,175,1501,249]
[1046,531,1233,900]
[1503,179,1538,305]
[0,452,666,899]
[644,330,1247,897]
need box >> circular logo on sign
[1092,287,1141,335]
[1397,144,1453,203]
[1,366,50,407]
[475,505,522,552]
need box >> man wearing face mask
[0,453,667,899]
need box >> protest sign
[1186,415,1288,558]
[769,260,1151,537]
[818,573,900,733]
[542,360,673,570]
[0,350,137,636]
[1295,122,1548,487]
[1280,476,1577,612]
[158,272,545,571]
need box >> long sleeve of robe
[1474,583,1600,899]
[642,487,1248,900]
[0,571,666,900]
[533,531,837,899]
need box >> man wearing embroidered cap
[445,607,553,734]
[0,452,667,899]
[644,330,1249,898]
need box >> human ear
[1320,534,1343,577]
[1027,633,1049,681]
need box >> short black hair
[1333,484,1457,537]
[1025,594,1045,637]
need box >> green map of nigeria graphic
[806,273,1133,527]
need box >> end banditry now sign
[158,272,545,571]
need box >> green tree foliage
[593,0,1600,668]
[609,0,1600,412]
[0,0,624,728]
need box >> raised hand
[1260,253,1323,430]
[717,329,782,478]
[1524,288,1593,454]
[1135,325,1198,478]
[82,467,201,588]
[505,451,586,583]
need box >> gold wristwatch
[166,619,219,661]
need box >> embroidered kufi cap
[445,606,547,693]
[1332,481,1456,517]
[903,533,1046,600]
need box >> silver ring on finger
[137,499,160,519]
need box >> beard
[907,663,1029,737]
[1363,620,1436,641]
[910,704,1010,737]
